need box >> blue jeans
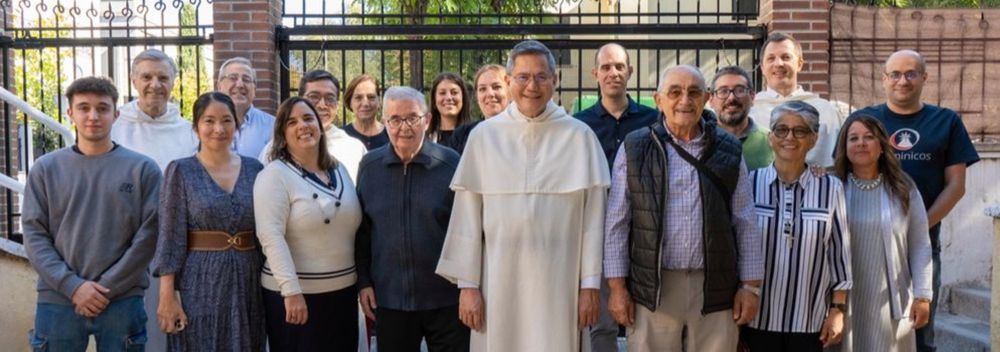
[29,295,147,352]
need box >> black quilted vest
[622,113,744,314]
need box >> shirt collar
[593,95,642,119]
[660,115,707,146]
[760,85,806,99]
[382,140,437,169]
[240,106,261,129]
[763,163,816,190]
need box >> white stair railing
[0,85,75,257]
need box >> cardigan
[253,159,362,296]
[845,179,933,319]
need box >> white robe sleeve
[580,186,607,288]
[436,189,484,285]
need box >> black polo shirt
[573,95,659,167]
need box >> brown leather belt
[187,230,256,251]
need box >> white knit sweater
[253,159,362,296]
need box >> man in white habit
[110,48,197,352]
[111,49,197,170]
[435,40,610,351]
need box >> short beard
[718,110,748,127]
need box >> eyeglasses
[772,126,814,139]
[512,73,553,85]
[884,70,922,82]
[712,86,750,99]
[663,88,705,100]
[385,115,422,129]
[305,93,338,106]
[221,74,255,84]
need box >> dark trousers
[917,225,942,352]
[743,327,821,352]
[263,286,359,352]
[375,305,469,352]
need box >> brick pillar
[213,0,283,114]
[761,0,832,98]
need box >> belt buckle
[227,235,242,247]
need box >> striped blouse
[749,165,853,333]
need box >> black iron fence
[279,0,766,124]
[1,0,215,242]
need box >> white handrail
[0,86,75,146]
[0,174,23,194]
[0,86,73,259]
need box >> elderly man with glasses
[709,65,774,170]
[436,40,609,351]
[604,65,762,352]
[354,86,468,351]
[216,56,276,158]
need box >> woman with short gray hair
[745,101,852,351]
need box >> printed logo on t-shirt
[889,128,920,151]
[119,183,134,193]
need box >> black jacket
[355,141,461,311]
[622,112,743,313]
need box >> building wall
[940,145,1000,288]
[0,252,39,351]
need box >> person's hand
[732,287,759,325]
[157,292,188,334]
[359,287,377,321]
[459,288,485,332]
[607,279,635,326]
[910,299,931,329]
[284,294,308,325]
[810,164,829,177]
[820,307,845,347]
[71,281,110,317]
[578,288,599,329]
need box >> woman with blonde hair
[444,64,510,154]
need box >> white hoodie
[750,86,846,168]
[258,124,367,183]
[111,100,198,170]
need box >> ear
[591,67,599,80]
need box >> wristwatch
[829,302,847,313]
[740,284,761,296]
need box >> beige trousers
[626,270,738,352]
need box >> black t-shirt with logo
[852,103,980,209]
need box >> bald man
[603,65,762,351]
[850,49,979,352]
[573,43,658,351]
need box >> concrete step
[949,286,991,322]
[935,312,990,352]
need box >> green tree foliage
[12,15,73,157]
[295,0,563,124]
[173,4,211,120]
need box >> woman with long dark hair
[427,72,472,144]
[833,113,931,352]
[254,97,362,351]
[154,92,266,351]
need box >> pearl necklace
[849,173,883,191]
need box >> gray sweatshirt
[22,145,162,305]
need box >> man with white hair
[111,49,197,352]
[216,56,276,158]
[356,86,467,351]
[436,40,609,351]
[604,65,762,351]
[111,49,197,170]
